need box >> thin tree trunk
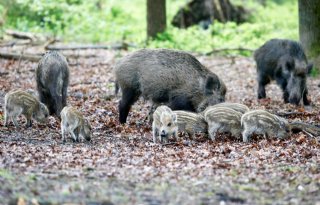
[147,0,166,39]
[299,0,320,69]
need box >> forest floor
[0,46,319,205]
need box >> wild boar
[114,48,226,123]
[254,39,312,105]
[152,105,178,143]
[4,90,49,128]
[173,110,207,139]
[203,102,249,115]
[203,107,242,141]
[60,106,91,143]
[241,109,291,142]
[36,51,69,116]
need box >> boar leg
[25,118,32,128]
[61,122,66,142]
[49,85,63,116]
[242,129,252,142]
[119,88,140,124]
[208,123,219,141]
[11,107,23,128]
[4,108,9,126]
[173,131,178,142]
[302,89,310,105]
[257,73,270,99]
[39,91,54,115]
[278,79,289,103]
[62,80,68,108]
[74,128,81,142]
[70,129,77,142]
[152,124,158,143]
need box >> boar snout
[287,75,305,105]
[160,130,168,138]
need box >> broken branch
[205,47,254,55]
[0,52,41,62]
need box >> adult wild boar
[114,49,226,124]
[254,39,312,105]
[36,51,69,116]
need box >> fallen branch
[5,30,37,41]
[0,72,9,76]
[0,40,32,47]
[46,42,136,51]
[276,111,305,117]
[302,130,314,138]
[0,52,41,62]
[205,47,254,56]
[290,122,320,137]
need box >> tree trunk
[147,0,166,39]
[299,0,320,69]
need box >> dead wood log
[0,52,41,62]
[0,40,32,47]
[46,42,136,51]
[5,30,38,41]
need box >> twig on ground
[0,52,41,62]
[205,47,254,56]
[45,42,136,51]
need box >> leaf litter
[0,47,319,205]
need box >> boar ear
[172,113,177,123]
[205,75,220,95]
[307,63,313,74]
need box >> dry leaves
[0,47,319,204]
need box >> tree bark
[299,0,320,69]
[147,0,166,39]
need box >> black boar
[36,51,69,116]
[114,49,226,124]
[254,39,312,105]
[4,90,49,128]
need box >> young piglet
[173,110,207,140]
[152,105,178,143]
[60,106,91,143]
[241,110,291,142]
[4,90,49,128]
[204,102,249,114]
[203,107,242,141]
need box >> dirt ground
[0,47,319,205]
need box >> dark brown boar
[254,39,312,105]
[36,51,69,116]
[114,49,226,124]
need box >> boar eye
[167,123,171,127]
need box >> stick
[5,30,37,41]
[302,130,314,138]
[205,47,254,55]
[0,40,32,47]
[276,111,305,116]
[0,52,41,62]
[45,42,136,51]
